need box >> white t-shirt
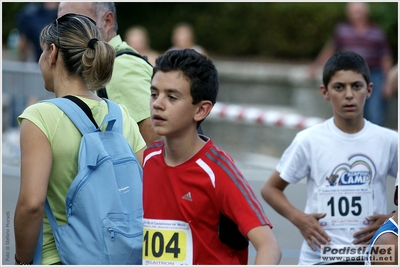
[276,117,398,265]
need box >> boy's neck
[333,116,365,134]
[163,133,207,166]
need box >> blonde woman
[14,13,145,265]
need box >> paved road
[2,154,397,265]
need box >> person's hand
[383,64,398,100]
[353,213,392,245]
[382,81,393,100]
[294,212,331,251]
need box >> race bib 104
[143,218,193,265]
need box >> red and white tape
[208,102,326,130]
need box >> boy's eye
[168,95,177,100]
[333,85,343,90]
[353,83,363,90]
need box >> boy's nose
[152,96,164,109]
[345,87,354,99]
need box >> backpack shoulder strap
[103,98,123,134]
[96,87,108,99]
[63,95,99,128]
[42,98,98,135]
[97,49,153,99]
[42,97,123,134]
[116,49,153,67]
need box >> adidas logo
[182,192,193,202]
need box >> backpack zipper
[108,228,143,240]
[67,156,110,216]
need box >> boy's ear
[366,82,373,99]
[194,100,213,122]
[320,85,330,101]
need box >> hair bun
[87,38,98,49]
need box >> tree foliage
[2,2,397,61]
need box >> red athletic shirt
[142,136,272,265]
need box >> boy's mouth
[152,114,166,121]
[343,104,356,111]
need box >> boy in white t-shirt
[261,51,398,265]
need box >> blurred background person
[307,2,393,126]
[169,22,207,56]
[125,25,159,66]
[4,2,58,130]
[15,2,59,62]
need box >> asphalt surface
[2,153,397,265]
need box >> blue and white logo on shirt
[326,154,376,186]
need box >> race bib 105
[318,186,373,229]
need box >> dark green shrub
[3,2,397,62]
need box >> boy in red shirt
[142,48,281,265]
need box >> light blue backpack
[34,96,143,265]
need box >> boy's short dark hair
[153,48,219,105]
[322,51,371,88]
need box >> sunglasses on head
[54,13,97,47]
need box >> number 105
[327,196,362,217]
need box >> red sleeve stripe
[206,147,271,225]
